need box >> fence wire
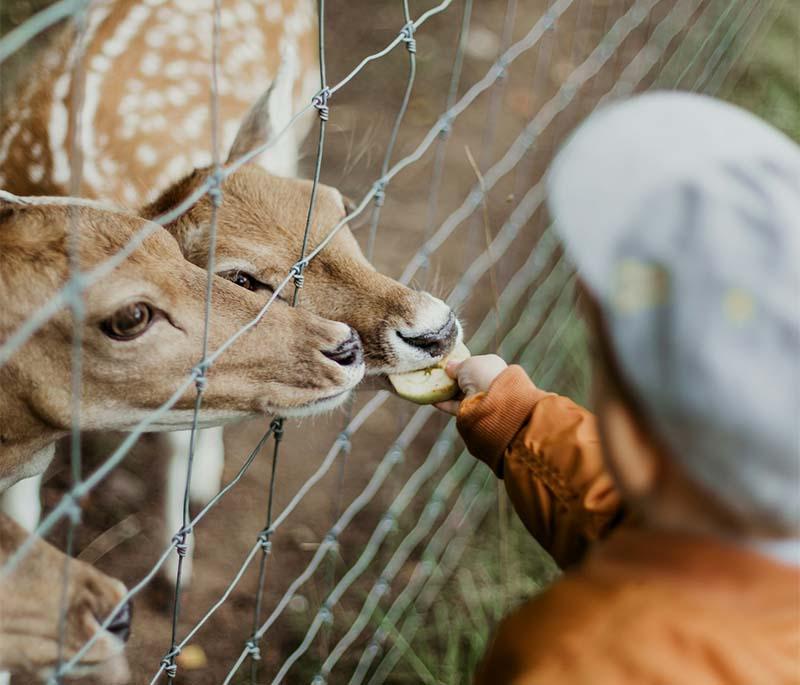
[0,0,784,683]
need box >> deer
[0,0,462,584]
[0,512,132,683]
[0,194,365,681]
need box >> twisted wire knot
[497,56,510,80]
[337,430,352,453]
[319,602,334,624]
[172,529,191,557]
[291,260,309,289]
[65,494,82,525]
[312,87,331,121]
[246,639,262,661]
[373,181,386,208]
[257,529,273,553]
[270,417,285,439]
[400,22,417,53]
[160,647,181,678]
[208,168,224,207]
[192,364,209,393]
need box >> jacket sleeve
[457,365,623,567]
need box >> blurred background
[1,1,798,683]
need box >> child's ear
[599,396,660,497]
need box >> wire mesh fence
[0,0,791,682]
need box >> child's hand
[435,354,508,415]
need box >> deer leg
[162,431,195,586]
[0,473,43,532]
[187,427,226,506]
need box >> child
[437,93,800,684]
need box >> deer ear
[225,48,297,165]
[342,194,358,215]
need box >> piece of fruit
[388,342,471,404]
[176,644,208,670]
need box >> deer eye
[101,303,154,340]
[218,269,274,294]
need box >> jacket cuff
[456,365,552,476]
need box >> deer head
[0,197,365,488]
[0,513,132,683]
[142,79,461,380]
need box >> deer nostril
[105,600,133,643]
[398,313,457,357]
[323,328,363,367]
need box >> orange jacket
[457,366,800,685]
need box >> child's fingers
[445,360,463,379]
[435,399,461,416]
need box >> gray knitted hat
[548,92,800,529]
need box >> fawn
[0,0,461,583]
[0,194,365,681]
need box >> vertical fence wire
[53,5,89,683]
[365,0,418,261]
[247,0,331,680]
[161,0,224,681]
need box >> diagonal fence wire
[0,0,777,683]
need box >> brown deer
[0,194,365,680]
[0,512,131,683]
[0,0,461,583]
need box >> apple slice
[388,342,471,405]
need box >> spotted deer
[0,194,364,681]
[0,0,461,583]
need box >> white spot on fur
[80,70,106,190]
[136,144,158,166]
[164,60,189,80]
[142,91,165,109]
[0,122,21,166]
[265,3,283,22]
[91,54,112,72]
[122,183,138,205]
[100,157,119,175]
[104,4,151,58]
[145,30,167,48]
[140,52,162,76]
[236,3,256,22]
[164,155,189,183]
[28,163,45,183]
[166,86,188,107]
[48,73,71,185]
[184,107,208,139]
[177,35,196,52]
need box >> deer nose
[398,312,458,358]
[323,328,363,367]
[105,600,133,643]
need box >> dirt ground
[0,0,767,683]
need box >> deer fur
[0,0,461,584]
[0,198,365,490]
[0,197,365,680]
[0,512,130,683]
